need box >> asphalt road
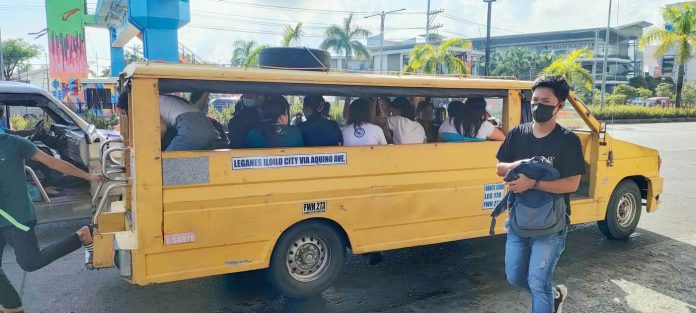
[4,122,696,313]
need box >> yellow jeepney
[91,63,663,298]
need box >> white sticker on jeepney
[231,153,347,170]
[483,183,506,210]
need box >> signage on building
[662,56,675,75]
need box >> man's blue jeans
[505,228,567,313]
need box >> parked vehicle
[91,63,663,299]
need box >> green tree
[124,45,143,64]
[639,2,696,107]
[1,39,41,80]
[281,22,305,47]
[636,87,653,99]
[606,94,628,105]
[231,40,268,67]
[541,48,594,89]
[403,38,472,75]
[320,14,371,70]
[490,47,534,79]
[613,84,639,98]
[101,67,112,77]
[655,82,675,99]
[681,81,696,105]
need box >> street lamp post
[0,27,4,81]
[365,8,406,73]
[483,0,496,76]
[600,0,613,108]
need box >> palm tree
[491,47,534,79]
[541,47,594,89]
[231,40,268,67]
[320,14,371,70]
[402,38,472,76]
[639,3,696,108]
[282,22,305,47]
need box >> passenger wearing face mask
[244,95,304,148]
[495,76,586,313]
[227,94,265,148]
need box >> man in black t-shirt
[496,76,585,313]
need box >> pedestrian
[495,76,586,313]
[0,133,103,313]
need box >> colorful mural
[45,0,88,104]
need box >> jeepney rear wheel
[598,180,642,240]
[268,220,346,298]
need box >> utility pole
[425,1,444,43]
[365,8,406,73]
[600,0,612,108]
[483,0,496,76]
[0,27,4,81]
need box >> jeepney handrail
[93,181,129,227]
[25,166,51,203]
[102,147,127,177]
[100,138,124,166]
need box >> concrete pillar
[110,27,125,76]
[127,0,190,62]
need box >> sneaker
[553,284,568,313]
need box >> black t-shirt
[298,116,343,147]
[496,122,586,209]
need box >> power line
[206,0,380,15]
[441,13,516,33]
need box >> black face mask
[532,103,558,123]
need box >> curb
[597,117,696,124]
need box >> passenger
[416,101,438,142]
[374,97,426,144]
[117,92,218,151]
[439,98,506,142]
[298,95,343,146]
[376,97,394,144]
[227,94,263,148]
[244,95,304,148]
[342,98,387,146]
[291,112,305,126]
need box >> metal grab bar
[101,147,127,177]
[25,166,50,203]
[93,181,129,227]
[100,137,123,157]
[100,138,124,166]
[91,182,104,207]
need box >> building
[469,21,652,90]
[642,2,696,82]
[330,34,482,74]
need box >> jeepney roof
[122,62,534,90]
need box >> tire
[259,47,331,71]
[598,180,642,240]
[267,220,346,298]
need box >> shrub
[10,115,29,130]
[655,83,675,99]
[612,84,638,98]
[588,105,696,120]
[83,111,119,130]
[636,87,653,99]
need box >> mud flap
[92,233,116,269]
[646,176,663,212]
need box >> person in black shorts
[495,76,586,313]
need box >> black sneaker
[553,284,567,313]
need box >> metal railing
[92,137,130,228]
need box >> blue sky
[0,0,683,70]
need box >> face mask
[532,103,558,123]
[242,97,256,107]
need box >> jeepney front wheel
[598,180,642,240]
[268,220,346,298]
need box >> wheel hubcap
[286,235,330,282]
[616,193,637,228]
